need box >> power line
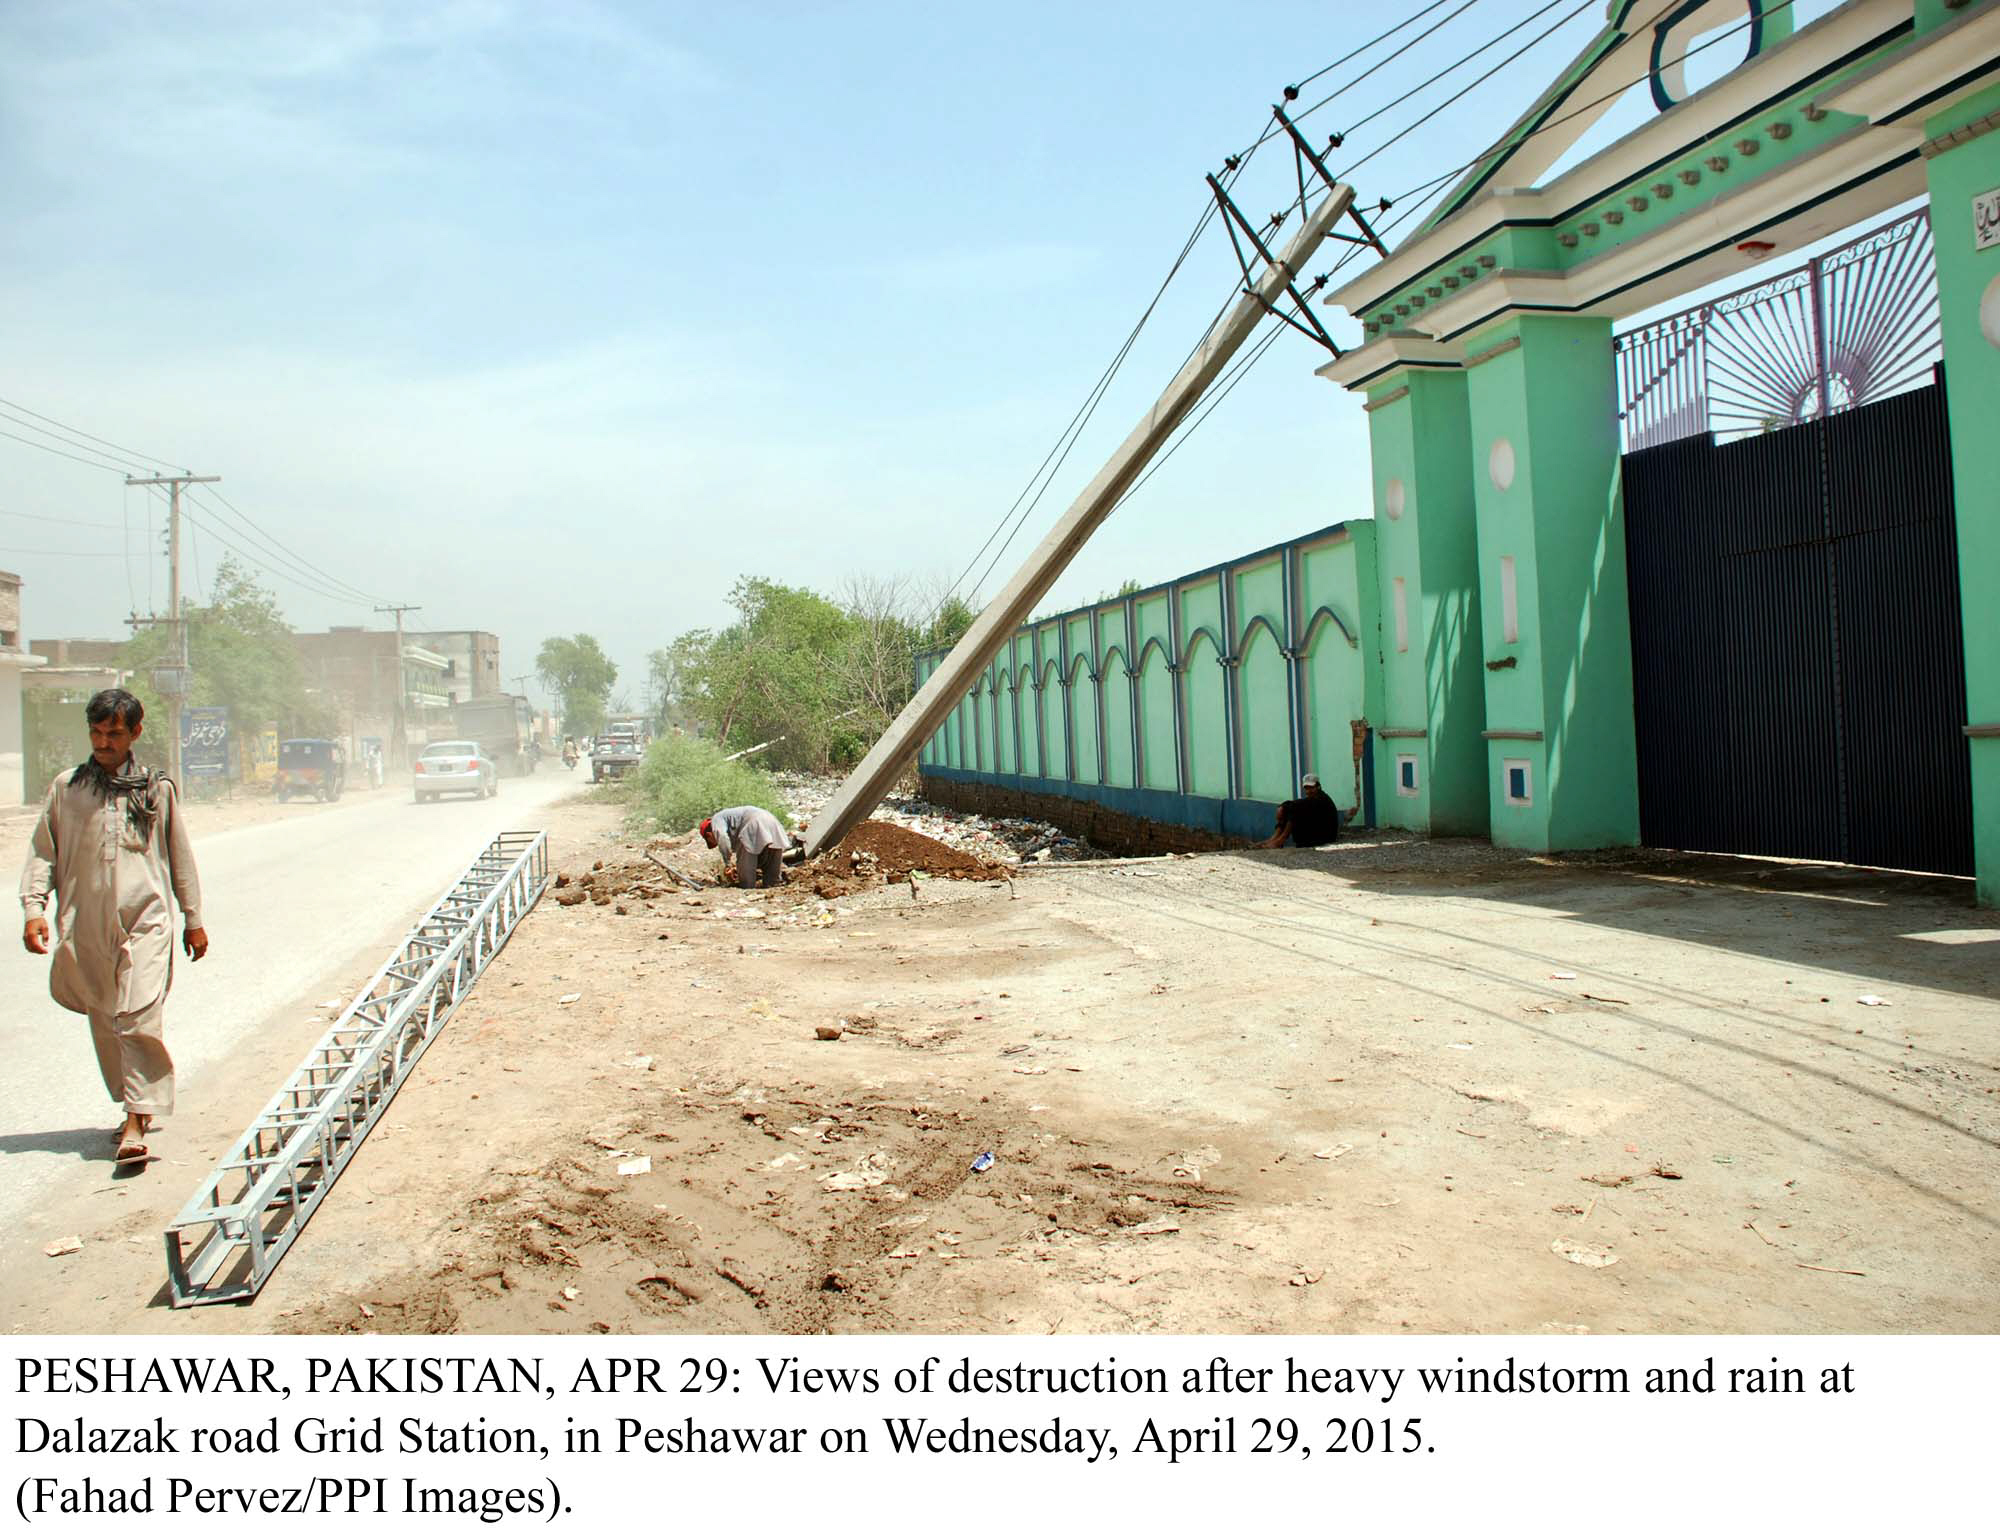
[185,487,385,606]
[0,546,127,560]
[180,510,376,609]
[1284,0,1480,99]
[0,394,181,472]
[0,394,389,607]
[1237,0,1488,159]
[0,505,125,531]
[0,424,135,476]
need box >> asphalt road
[0,768,587,1239]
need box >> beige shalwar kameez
[18,762,203,1117]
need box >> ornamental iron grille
[1614,210,1940,451]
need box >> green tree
[535,634,618,737]
[117,556,329,767]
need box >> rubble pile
[795,819,1006,899]
[774,772,1105,867]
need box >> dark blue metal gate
[1621,375,1973,876]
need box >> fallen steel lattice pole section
[165,830,551,1306]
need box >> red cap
[699,818,712,837]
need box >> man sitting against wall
[1262,772,1345,849]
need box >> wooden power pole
[125,472,220,786]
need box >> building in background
[1,571,49,804]
[296,627,454,759]
[409,629,501,704]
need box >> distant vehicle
[451,695,534,776]
[275,739,346,804]
[590,718,648,783]
[414,740,498,803]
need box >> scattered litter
[1582,992,1630,1005]
[1012,1066,1048,1076]
[824,1154,891,1190]
[1649,1163,1682,1180]
[616,1156,652,1177]
[619,1055,654,1071]
[1857,995,1890,1008]
[1313,1143,1354,1160]
[1446,1042,1474,1051]
[561,1286,580,1302]
[815,1025,844,1041]
[43,1236,82,1257]
[558,992,582,1006]
[1129,1217,1180,1235]
[358,1301,375,1318]
[319,998,342,1009]
[887,1248,922,1260]
[767,1152,803,1170]
[1713,1154,1735,1165]
[1796,1262,1866,1276]
[1581,1172,1632,1187]
[1549,971,1577,981]
[969,1152,995,1174]
[1745,1220,1777,1246]
[1288,1270,1323,1287]
[1550,1238,1618,1268]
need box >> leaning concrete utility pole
[804,180,1356,859]
[125,472,220,787]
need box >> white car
[414,740,498,802]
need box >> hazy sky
[0,0,1842,707]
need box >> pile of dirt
[800,820,1007,898]
[551,857,681,907]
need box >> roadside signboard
[1977,187,2000,252]
[180,706,232,779]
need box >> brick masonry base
[918,772,1261,857]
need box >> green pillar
[1925,84,2000,907]
[1462,313,1639,851]
[1361,365,1488,835]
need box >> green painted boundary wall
[916,521,1381,841]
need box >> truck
[590,716,648,782]
[451,694,536,776]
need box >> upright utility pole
[804,182,1356,858]
[125,473,220,787]
[374,603,421,762]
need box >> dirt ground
[8,791,1998,1335]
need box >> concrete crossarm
[803,184,1357,859]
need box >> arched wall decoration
[1178,624,1228,670]
[1299,604,1360,652]
[1231,612,1288,664]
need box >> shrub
[627,734,792,836]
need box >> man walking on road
[701,805,790,889]
[19,688,208,1166]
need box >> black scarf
[74,757,167,841]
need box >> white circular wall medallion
[1384,477,1406,520]
[1489,437,1516,492]
[1982,273,2000,349]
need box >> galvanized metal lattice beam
[165,831,551,1306]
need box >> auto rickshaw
[275,738,347,803]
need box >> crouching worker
[19,688,208,1166]
[1262,771,1347,849]
[702,805,789,889]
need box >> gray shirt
[710,805,786,866]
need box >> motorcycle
[561,746,578,770]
